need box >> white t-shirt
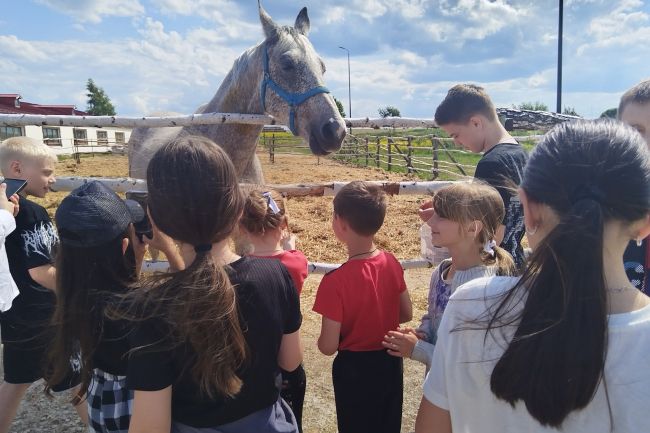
[423,276,650,433]
[0,209,19,312]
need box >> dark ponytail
[487,119,650,427]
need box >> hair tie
[483,239,497,257]
[194,244,212,253]
[262,191,281,214]
[569,184,605,204]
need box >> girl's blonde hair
[240,189,288,235]
[432,181,515,275]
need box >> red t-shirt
[312,251,407,351]
[253,250,308,294]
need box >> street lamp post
[339,46,352,134]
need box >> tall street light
[339,46,352,133]
[556,0,564,113]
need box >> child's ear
[466,220,483,238]
[122,237,130,255]
[9,160,21,176]
[634,213,650,241]
[469,115,483,129]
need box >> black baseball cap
[55,181,145,247]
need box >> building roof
[0,94,88,116]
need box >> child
[434,84,528,269]
[0,183,20,313]
[0,137,86,432]
[619,79,650,292]
[240,188,308,432]
[45,180,147,433]
[382,182,515,369]
[313,181,413,433]
[416,120,650,432]
[125,135,303,433]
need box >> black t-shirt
[1,197,57,340]
[474,142,528,269]
[93,289,131,376]
[624,239,647,293]
[126,256,302,427]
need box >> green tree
[600,107,617,118]
[562,106,580,116]
[516,101,549,111]
[86,78,116,116]
[334,97,346,118]
[378,106,401,118]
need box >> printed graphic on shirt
[431,276,451,346]
[625,260,645,291]
[21,221,58,259]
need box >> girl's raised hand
[9,194,19,217]
[0,184,17,216]
[382,330,418,358]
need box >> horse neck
[182,45,266,181]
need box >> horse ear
[258,1,277,39]
[294,7,310,36]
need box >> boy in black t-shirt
[433,84,528,269]
[619,79,650,292]
[0,137,86,431]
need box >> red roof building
[0,94,88,116]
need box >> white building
[0,94,131,156]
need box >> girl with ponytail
[126,136,303,433]
[383,181,515,369]
[415,119,650,433]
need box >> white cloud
[398,50,427,67]
[0,35,48,62]
[439,0,530,40]
[324,6,346,24]
[35,0,144,23]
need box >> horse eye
[280,57,295,71]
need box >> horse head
[258,3,346,155]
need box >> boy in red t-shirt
[313,181,412,433]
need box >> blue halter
[260,45,330,136]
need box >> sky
[1,0,649,120]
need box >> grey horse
[128,3,347,184]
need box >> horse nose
[321,118,346,149]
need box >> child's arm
[399,290,413,323]
[278,330,303,372]
[317,316,341,356]
[29,264,56,291]
[128,387,172,433]
[415,397,452,433]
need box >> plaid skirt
[87,368,133,433]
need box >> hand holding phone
[0,183,19,216]
[125,191,153,241]
[2,178,28,199]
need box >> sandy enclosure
[4,152,435,433]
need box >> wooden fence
[263,133,542,180]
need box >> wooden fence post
[270,133,275,163]
[431,137,439,180]
[364,137,369,167]
[375,137,381,168]
[406,136,413,174]
[387,138,393,171]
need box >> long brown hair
[45,231,137,402]
[130,135,247,398]
[433,181,515,275]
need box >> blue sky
[1,0,649,119]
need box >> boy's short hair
[618,79,650,118]
[434,83,498,126]
[333,181,387,237]
[0,136,57,173]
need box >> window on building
[97,130,108,145]
[115,132,125,144]
[0,126,23,140]
[73,128,87,146]
[42,127,61,146]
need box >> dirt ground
[3,152,434,433]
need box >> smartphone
[125,191,153,241]
[2,178,28,199]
